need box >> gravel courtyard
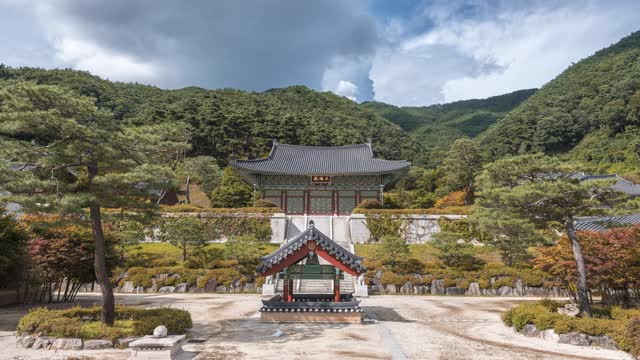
[0,293,631,360]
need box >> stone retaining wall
[369,279,569,297]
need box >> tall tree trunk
[182,243,187,263]
[565,219,591,317]
[185,175,191,205]
[88,165,115,326]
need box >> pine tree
[0,83,178,325]
[475,154,626,317]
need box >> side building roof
[257,221,365,276]
[232,142,410,186]
[575,213,640,232]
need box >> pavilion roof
[257,221,365,276]
[232,142,410,177]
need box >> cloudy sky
[1,0,639,106]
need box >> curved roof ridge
[275,143,372,150]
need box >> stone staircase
[277,215,355,295]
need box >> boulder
[372,278,384,294]
[149,281,159,293]
[158,286,176,293]
[588,335,617,350]
[482,288,497,296]
[243,283,257,293]
[559,332,591,346]
[498,286,513,296]
[17,333,35,348]
[154,325,168,337]
[215,285,227,292]
[430,279,445,295]
[540,329,559,342]
[32,336,54,350]
[524,287,550,297]
[413,286,422,295]
[521,324,540,338]
[116,337,140,348]
[175,282,189,293]
[386,284,397,294]
[63,338,83,350]
[445,287,465,295]
[514,279,525,296]
[189,287,204,293]
[400,281,413,294]
[84,339,113,349]
[551,286,566,298]
[50,338,68,350]
[557,303,580,317]
[135,285,144,294]
[204,278,217,292]
[465,282,481,296]
[121,281,135,293]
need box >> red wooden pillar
[334,270,341,302]
[283,276,289,302]
[287,279,294,302]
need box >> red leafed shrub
[434,191,466,209]
[534,225,640,307]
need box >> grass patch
[17,306,192,341]
[125,242,279,268]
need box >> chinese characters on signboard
[311,175,331,185]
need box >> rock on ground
[559,332,591,346]
[32,336,54,350]
[84,339,113,349]
[521,324,540,338]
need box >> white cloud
[371,1,640,106]
[52,37,158,82]
[321,55,372,102]
[332,80,359,101]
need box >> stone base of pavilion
[260,294,363,323]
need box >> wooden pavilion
[257,221,366,323]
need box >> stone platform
[260,294,363,323]
[129,335,185,360]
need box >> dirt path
[362,296,631,360]
[0,294,632,360]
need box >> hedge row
[118,266,248,288]
[367,263,556,289]
[160,205,280,214]
[17,306,192,341]
[353,206,471,215]
[502,300,640,353]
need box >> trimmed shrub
[358,199,382,209]
[253,199,279,208]
[16,306,191,341]
[625,317,640,358]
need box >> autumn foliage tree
[535,225,640,308]
[22,214,115,303]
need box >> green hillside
[478,30,640,177]
[362,89,535,167]
[0,66,419,166]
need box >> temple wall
[144,213,467,244]
[348,214,466,244]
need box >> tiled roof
[575,213,640,232]
[257,221,365,275]
[233,142,410,176]
[572,173,640,196]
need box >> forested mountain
[362,89,535,167]
[0,66,418,166]
[478,30,640,177]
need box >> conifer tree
[0,83,179,325]
[476,154,625,317]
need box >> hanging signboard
[311,175,331,185]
